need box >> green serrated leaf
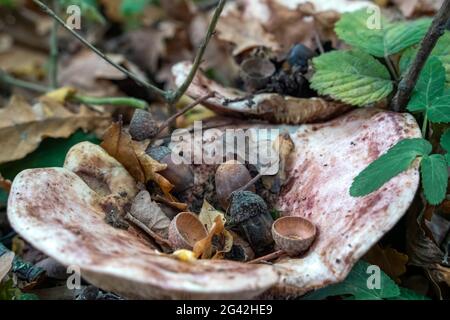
[311,50,393,106]
[441,129,450,152]
[335,9,431,57]
[421,154,448,205]
[350,138,431,197]
[304,261,400,300]
[427,90,450,123]
[407,57,446,113]
[400,32,450,86]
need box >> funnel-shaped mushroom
[7,108,420,298]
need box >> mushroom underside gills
[7,108,420,299]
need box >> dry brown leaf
[0,96,110,164]
[392,0,443,17]
[0,173,11,193]
[364,244,408,283]
[129,190,170,239]
[216,9,280,56]
[0,44,47,80]
[100,122,173,194]
[198,199,226,232]
[193,215,225,259]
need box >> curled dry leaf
[193,215,232,259]
[172,61,350,124]
[364,244,408,283]
[128,190,171,240]
[100,121,173,193]
[0,95,110,164]
[407,206,450,290]
[197,200,234,260]
[262,132,295,192]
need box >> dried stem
[0,70,49,93]
[73,95,148,109]
[247,250,286,264]
[157,92,215,136]
[0,71,148,109]
[168,0,226,104]
[125,213,172,248]
[49,0,59,89]
[391,0,450,112]
[33,0,166,98]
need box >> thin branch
[49,0,59,89]
[391,0,450,112]
[157,92,215,136]
[33,0,167,99]
[384,56,399,81]
[168,0,226,104]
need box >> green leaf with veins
[407,57,446,113]
[387,288,430,300]
[400,32,450,86]
[335,9,431,57]
[427,90,450,123]
[350,138,431,197]
[311,50,393,106]
[421,154,448,205]
[440,129,450,152]
[303,261,400,300]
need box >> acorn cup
[240,58,276,92]
[271,216,317,257]
[168,212,208,251]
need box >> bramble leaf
[427,90,450,123]
[400,32,450,86]
[407,57,446,114]
[421,154,448,205]
[335,9,431,57]
[311,50,393,106]
[350,138,431,197]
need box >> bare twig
[166,0,226,104]
[157,92,215,135]
[247,250,286,264]
[49,0,59,89]
[391,0,450,112]
[33,0,167,98]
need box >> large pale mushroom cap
[7,108,420,299]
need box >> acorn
[226,191,274,256]
[272,216,316,256]
[146,146,194,193]
[215,160,255,210]
[129,109,159,141]
[168,212,207,251]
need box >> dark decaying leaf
[364,245,408,283]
